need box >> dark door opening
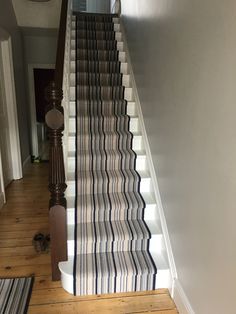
[33,68,55,161]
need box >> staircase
[59,12,171,296]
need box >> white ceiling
[12,0,62,28]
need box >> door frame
[28,63,55,158]
[0,150,5,208]
[0,32,22,181]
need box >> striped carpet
[73,13,157,296]
[0,277,34,314]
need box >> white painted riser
[67,101,137,117]
[70,60,128,74]
[69,72,130,87]
[70,72,130,87]
[71,40,124,52]
[66,201,157,225]
[69,87,133,101]
[59,251,171,294]
[70,75,130,88]
[66,152,147,172]
[70,50,126,63]
[71,30,122,42]
[67,133,144,152]
[68,116,140,133]
[67,235,164,257]
[67,219,165,256]
[66,172,152,196]
[72,21,121,32]
[71,16,120,24]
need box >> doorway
[34,68,55,161]
[28,64,55,162]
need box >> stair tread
[66,191,154,222]
[67,219,156,242]
[62,250,156,277]
[67,148,144,157]
[73,12,118,17]
[73,84,124,88]
[67,220,161,241]
[68,100,134,104]
[75,60,123,64]
[60,251,168,274]
[67,169,150,182]
[68,130,141,137]
[66,192,155,209]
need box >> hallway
[0,163,178,313]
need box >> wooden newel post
[45,81,67,281]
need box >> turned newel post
[45,81,66,207]
[45,81,67,281]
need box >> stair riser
[69,86,133,101]
[68,134,144,152]
[60,270,170,295]
[66,176,152,196]
[68,101,137,116]
[72,21,121,32]
[69,72,130,86]
[70,50,126,63]
[71,39,124,51]
[70,61,128,74]
[71,30,122,42]
[68,116,139,133]
[67,235,163,256]
[67,154,147,172]
[66,203,157,224]
[71,17,120,24]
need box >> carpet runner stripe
[0,277,34,314]
[73,14,157,296]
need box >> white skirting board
[119,20,177,288]
[173,279,195,314]
[0,192,5,209]
[23,155,31,171]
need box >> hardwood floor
[0,163,178,314]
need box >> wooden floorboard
[0,163,178,314]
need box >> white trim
[28,63,55,158]
[23,155,31,170]
[0,192,4,209]
[111,0,121,15]
[0,37,22,180]
[173,279,195,314]
[119,20,177,284]
[0,150,6,205]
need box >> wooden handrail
[45,0,68,281]
[55,0,69,89]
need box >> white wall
[22,28,57,65]
[0,149,5,209]
[86,0,110,13]
[0,0,30,164]
[12,0,62,28]
[121,1,236,313]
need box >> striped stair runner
[73,13,157,296]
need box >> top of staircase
[73,11,118,18]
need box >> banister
[55,0,69,89]
[45,0,69,281]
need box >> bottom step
[59,251,171,295]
